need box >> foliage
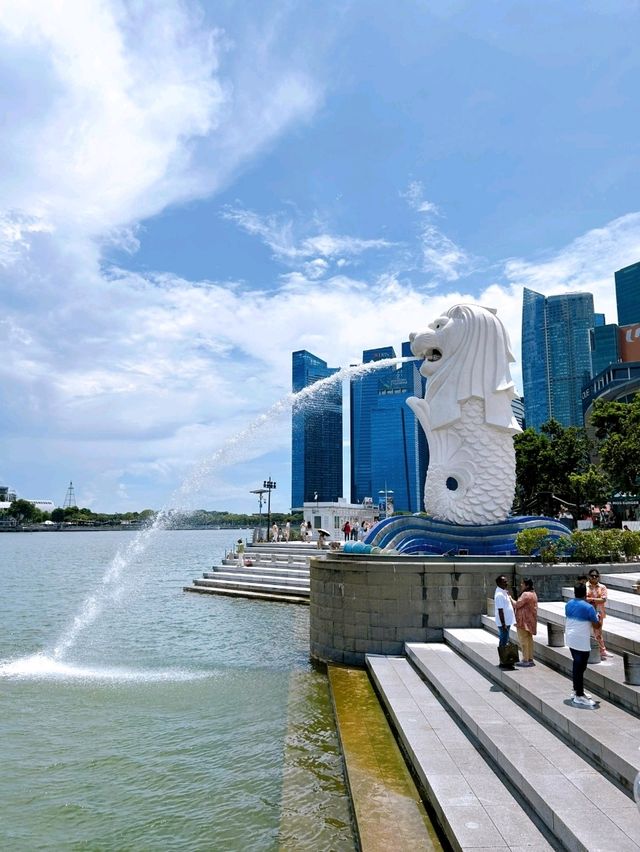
[568,467,611,508]
[513,419,592,517]
[7,499,44,524]
[569,528,640,562]
[591,395,640,495]
[515,527,550,556]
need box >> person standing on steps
[513,577,537,667]
[342,520,351,541]
[494,575,515,666]
[586,569,608,658]
[565,583,600,707]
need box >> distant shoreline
[0,525,253,533]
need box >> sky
[2,0,640,514]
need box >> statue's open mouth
[425,348,442,362]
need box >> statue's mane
[426,304,520,433]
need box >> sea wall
[308,553,631,666]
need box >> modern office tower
[522,288,595,430]
[511,396,525,430]
[350,342,428,513]
[291,350,343,510]
[590,323,620,378]
[615,261,640,326]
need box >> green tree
[513,419,592,517]
[50,507,65,522]
[591,395,640,494]
[8,499,40,524]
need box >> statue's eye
[435,323,440,329]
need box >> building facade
[291,350,343,511]
[350,342,428,513]
[615,261,640,327]
[522,288,594,430]
[590,323,620,378]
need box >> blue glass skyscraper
[291,350,342,510]
[590,324,620,377]
[522,288,595,430]
[350,343,427,513]
[615,261,640,326]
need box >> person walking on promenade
[586,569,608,658]
[494,575,515,666]
[271,522,279,542]
[351,521,359,541]
[342,520,351,541]
[513,578,537,667]
[284,521,291,542]
[566,583,600,707]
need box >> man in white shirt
[494,575,515,661]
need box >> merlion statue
[407,304,522,525]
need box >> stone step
[366,654,554,851]
[183,584,309,604]
[202,570,309,588]
[561,586,640,624]
[537,601,640,657]
[480,615,640,717]
[442,627,640,794]
[223,555,310,568]
[599,572,640,593]
[404,643,640,851]
[204,567,309,582]
[192,576,309,596]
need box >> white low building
[302,498,379,539]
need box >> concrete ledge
[183,585,309,604]
[480,615,640,716]
[537,602,640,657]
[561,586,640,624]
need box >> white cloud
[401,180,476,281]
[221,204,394,274]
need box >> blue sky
[2,0,640,513]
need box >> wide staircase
[365,571,640,851]
[183,541,313,603]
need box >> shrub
[515,527,550,556]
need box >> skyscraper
[350,342,428,513]
[291,350,342,510]
[615,260,640,326]
[522,288,594,430]
[590,323,620,378]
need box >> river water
[0,529,354,851]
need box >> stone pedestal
[310,553,517,666]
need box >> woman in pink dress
[586,569,608,658]
[514,578,538,667]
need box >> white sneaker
[571,690,592,700]
[572,695,596,707]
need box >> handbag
[498,640,520,666]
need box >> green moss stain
[328,665,443,852]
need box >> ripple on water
[0,653,215,683]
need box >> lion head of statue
[409,303,521,433]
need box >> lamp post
[378,483,394,517]
[264,478,276,539]
[250,488,268,541]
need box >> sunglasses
[589,573,599,579]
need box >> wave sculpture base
[360,515,571,557]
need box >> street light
[263,478,276,539]
[250,488,268,541]
[378,483,394,517]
